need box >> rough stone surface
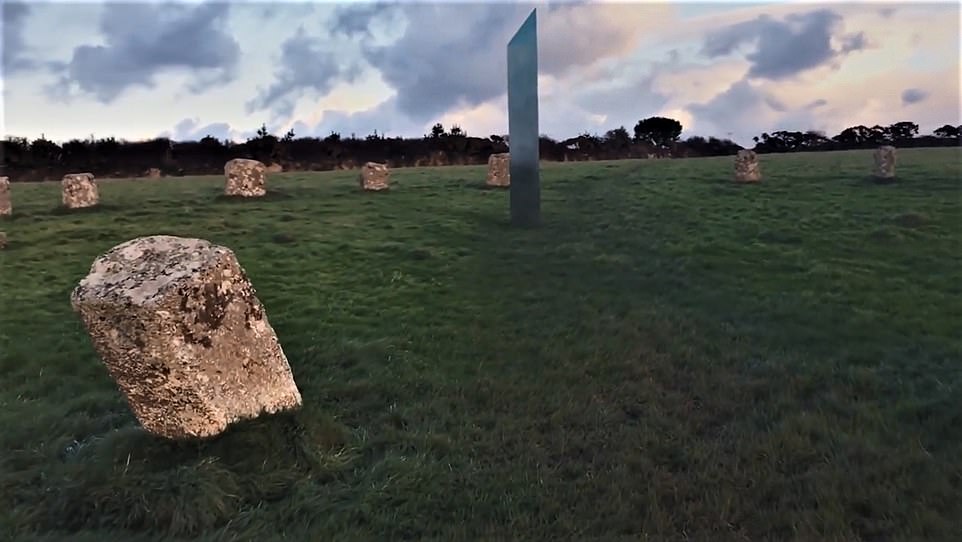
[146,168,162,179]
[734,150,762,183]
[0,176,10,216]
[70,235,302,440]
[266,163,283,174]
[486,153,511,187]
[359,162,391,191]
[873,146,897,179]
[62,173,99,208]
[224,158,267,197]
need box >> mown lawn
[1,148,960,541]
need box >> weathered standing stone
[486,153,511,187]
[224,158,267,197]
[0,176,11,216]
[146,168,162,179]
[62,173,99,208]
[70,235,302,440]
[873,146,897,180]
[0,231,7,249]
[734,150,762,183]
[266,163,283,174]
[359,162,391,191]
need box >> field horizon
[1,147,960,541]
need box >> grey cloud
[901,88,929,105]
[688,79,816,145]
[2,1,34,74]
[330,1,395,38]
[349,4,526,120]
[247,27,362,118]
[170,118,233,142]
[569,74,670,134]
[840,32,867,54]
[47,2,240,103]
[805,98,828,109]
[764,96,788,112]
[328,2,657,121]
[301,97,426,140]
[701,9,866,80]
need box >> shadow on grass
[7,409,356,537]
[461,180,509,191]
[850,174,899,186]
[213,189,295,203]
[49,204,126,216]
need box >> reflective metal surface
[507,9,540,227]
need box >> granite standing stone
[70,235,302,440]
[224,158,267,197]
[62,173,99,208]
[734,150,762,183]
[486,153,511,187]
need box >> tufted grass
[1,147,960,541]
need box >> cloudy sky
[1,0,959,147]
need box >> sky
[1,0,959,147]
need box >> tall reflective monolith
[507,9,540,227]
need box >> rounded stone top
[71,235,235,307]
[225,158,265,170]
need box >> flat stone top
[63,172,94,181]
[226,158,264,167]
[72,235,234,307]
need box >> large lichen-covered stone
[62,173,99,208]
[359,162,391,191]
[734,150,762,183]
[0,176,11,216]
[873,146,897,180]
[224,158,267,197]
[70,235,302,440]
[486,153,511,187]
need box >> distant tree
[571,132,603,153]
[246,123,281,162]
[449,124,465,137]
[832,125,876,147]
[633,116,683,148]
[683,135,742,156]
[603,126,632,151]
[429,123,446,139]
[868,124,891,144]
[933,124,961,139]
[887,121,919,142]
[489,134,504,144]
[324,131,341,143]
[199,135,223,149]
[29,134,60,163]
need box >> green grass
[1,148,960,541]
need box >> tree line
[1,117,959,182]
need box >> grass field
[1,148,960,541]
